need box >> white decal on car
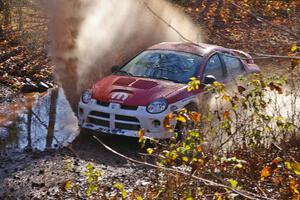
[111,92,129,101]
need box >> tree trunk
[213,0,224,28]
[46,88,59,149]
[17,4,23,32]
[26,104,32,151]
[3,0,10,26]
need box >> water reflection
[0,88,79,152]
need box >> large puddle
[0,88,79,152]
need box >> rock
[21,83,38,93]
[37,82,49,93]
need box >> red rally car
[78,42,260,138]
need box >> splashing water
[44,0,202,111]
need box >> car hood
[92,75,187,106]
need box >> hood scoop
[113,77,158,90]
[113,77,136,86]
[131,80,158,89]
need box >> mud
[0,88,154,199]
[0,133,155,199]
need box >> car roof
[147,42,225,57]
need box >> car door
[220,53,246,80]
[202,53,227,82]
[219,53,247,97]
[194,53,228,113]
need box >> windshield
[115,50,203,84]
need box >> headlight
[81,89,92,104]
[146,99,168,114]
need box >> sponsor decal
[111,92,129,101]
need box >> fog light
[79,108,83,116]
[152,120,161,128]
[170,105,178,112]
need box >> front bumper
[78,99,177,138]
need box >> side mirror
[204,75,216,84]
[111,65,120,73]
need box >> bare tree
[3,0,10,26]
[26,104,32,151]
[46,88,59,149]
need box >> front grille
[90,111,109,118]
[97,101,110,107]
[88,117,109,127]
[120,105,138,110]
[115,123,141,131]
[115,115,139,123]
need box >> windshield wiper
[117,70,134,76]
[155,76,181,83]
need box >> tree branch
[140,0,300,61]
[93,135,274,200]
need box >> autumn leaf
[271,157,283,164]
[291,44,298,53]
[138,129,145,143]
[164,113,175,130]
[188,77,201,92]
[189,111,201,122]
[62,180,72,191]
[238,85,246,94]
[291,161,300,175]
[268,82,283,94]
[176,114,187,123]
[289,177,299,195]
[196,145,202,153]
[232,95,239,102]
[261,166,271,180]
[222,94,230,102]
[223,111,230,120]
[285,161,300,175]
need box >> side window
[203,54,225,80]
[222,54,245,77]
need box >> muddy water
[0,88,79,152]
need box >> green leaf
[291,44,298,52]
[95,169,102,177]
[234,163,243,169]
[182,156,189,162]
[65,159,74,171]
[87,176,93,183]
[147,148,153,155]
[65,180,72,190]
[136,196,143,200]
[228,179,238,188]
[122,190,127,199]
[86,163,93,172]
[114,182,124,190]
[86,189,91,197]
